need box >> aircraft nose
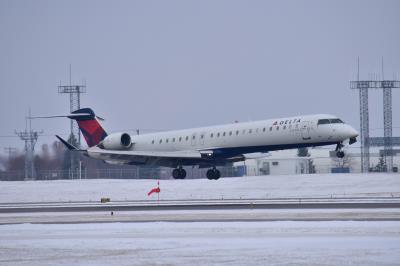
[350,127,358,138]
[347,126,359,138]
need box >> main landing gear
[172,167,186,179]
[335,142,345,158]
[206,167,221,180]
[172,166,221,180]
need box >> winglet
[56,135,82,151]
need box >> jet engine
[100,133,132,150]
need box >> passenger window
[152,140,155,144]
[223,132,226,137]
[172,138,175,142]
[249,129,252,134]
[201,134,204,139]
[179,137,182,142]
[276,126,279,130]
[229,131,232,136]
[217,133,220,137]
[269,127,272,131]
[283,125,286,130]
[166,139,169,143]
[263,127,266,132]
[159,139,162,144]
[186,136,189,141]
[210,133,214,138]
[236,130,239,135]
[192,135,195,140]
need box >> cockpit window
[330,118,343,124]
[317,118,344,125]
[317,119,330,125]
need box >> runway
[1,197,399,224]
[1,196,399,212]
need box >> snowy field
[0,221,399,266]
[1,174,399,265]
[1,173,399,203]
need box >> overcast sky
[0,0,399,154]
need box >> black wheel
[179,168,186,179]
[172,169,181,179]
[206,168,220,180]
[206,169,214,180]
[336,151,345,158]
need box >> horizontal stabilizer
[31,113,100,120]
[56,135,83,151]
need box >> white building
[236,148,400,175]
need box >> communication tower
[350,58,399,172]
[58,65,86,146]
[58,65,86,178]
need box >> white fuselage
[133,114,356,151]
[89,114,358,167]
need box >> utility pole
[15,111,43,180]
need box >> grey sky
[0,0,399,153]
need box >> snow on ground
[0,221,399,266]
[0,173,399,203]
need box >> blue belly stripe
[210,141,338,158]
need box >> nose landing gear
[335,142,345,158]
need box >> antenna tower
[58,66,86,178]
[58,65,86,146]
[350,58,400,172]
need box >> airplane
[43,108,358,180]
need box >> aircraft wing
[89,148,203,158]
[87,147,206,166]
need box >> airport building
[238,149,400,176]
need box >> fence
[1,154,398,181]
[0,166,243,181]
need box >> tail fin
[68,108,108,147]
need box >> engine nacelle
[100,133,132,150]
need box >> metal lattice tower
[15,113,42,180]
[58,66,86,147]
[351,76,399,173]
[350,58,369,173]
[383,85,393,171]
[58,66,86,179]
[359,86,369,173]
[350,83,370,173]
[58,84,86,146]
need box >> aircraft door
[300,121,311,140]
[191,133,197,146]
[199,132,206,146]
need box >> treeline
[1,139,135,179]
[3,141,65,172]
